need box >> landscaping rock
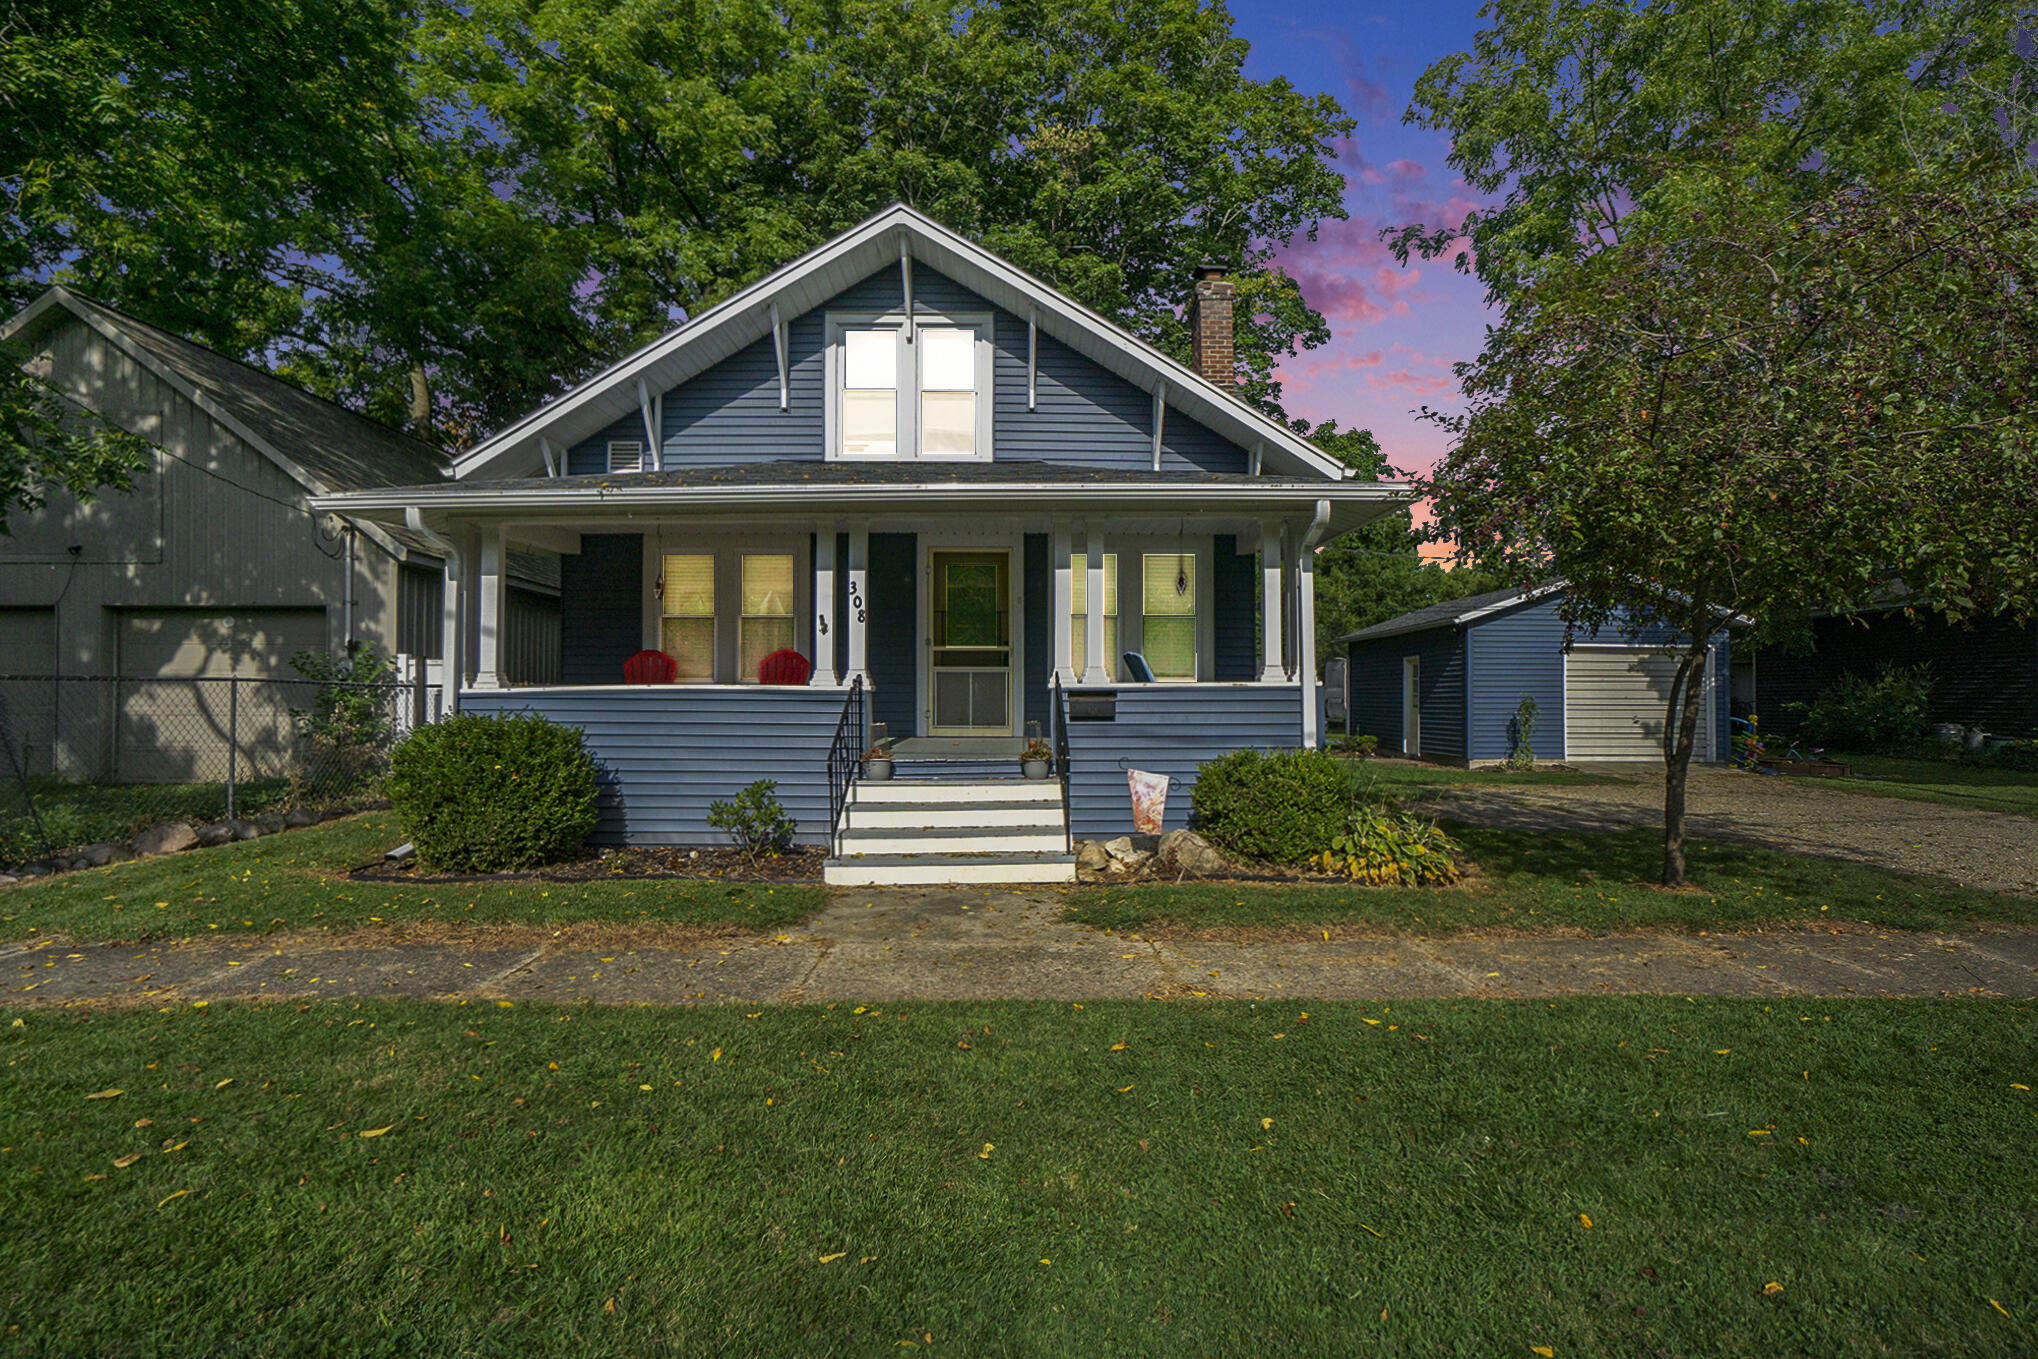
[195,822,237,847]
[17,861,51,878]
[1103,837,1153,872]
[0,874,17,886]
[230,819,263,842]
[132,822,199,856]
[1075,840,1111,873]
[1157,829,1224,876]
[79,842,121,868]
[284,807,322,829]
[252,815,286,836]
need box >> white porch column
[1296,533,1319,748]
[812,521,840,686]
[1259,519,1286,683]
[472,522,508,690]
[1051,516,1074,683]
[1081,519,1108,684]
[846,521,869,684]
[440,550,463,712]
[455,526,480,692]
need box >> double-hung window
[1141,553,1197,681]
[659,555,715,681]
[1070,552,1118,680]
[831,316,989,459]
[739,554,796,681]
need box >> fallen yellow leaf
[1359,1224,1385,1239]
[1763,1282,1784,1296]
[1109,1041,1129,1051]
[1748,1130,1771,1137]
[1116,1084,1135,1093]
[2012,1084,2031,1092]
[1362,1019,1382,1026]
[112,1153,142,1168]
[84,1089,122,1100]
[978,1143,995,1160]
[1715,1049,1732,1055]
[711,1048,722,1062]
[157,1189,189,1208]
[359,1125,395,1138]
[1578,1213,1593,1229]
[1261,1118,1274,1131]
[1990,1298,2012,1318]
[214,1078,233,1090]
[1531,1347,1555,1358]
[820,1252,847,1263]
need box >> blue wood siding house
[1342,586,1732,766]
[314,206,1411,882]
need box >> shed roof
[1338,584,1562,644]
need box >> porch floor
[890,737,1026,760]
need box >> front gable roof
[1339,584,1566,644]
[455,204,1353,483]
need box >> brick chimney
[1187,264,1237,388]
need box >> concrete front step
[850,778,1061,806]
[823,852,1077,886]
[837,824,1068,856]
[843,799,1067,830]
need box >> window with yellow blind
[1141,553,1196,680]
[1070,552,1118,680]
[740,554,796,680]
[659,554,715,681]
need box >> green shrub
[1507,695,1540,770]
[1789,663,1933,752]
[385,713,601,872]
[707,779,797,861]
[1190,748,1355,864]
[1313,806,1463,886]
[1332,732,1379,758]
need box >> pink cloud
[1366,367,1459,398]
[1386,158,1425,179]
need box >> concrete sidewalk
[8,886,2037,1007]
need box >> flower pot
[1022,758,1050,780]
[863,758,893,781]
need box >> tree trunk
[408,363,433,443]
[1660,634,1713,888]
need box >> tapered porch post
[472,522,508,690]
[454,526,480,693]
[1080,519,1108,684]
[1258,519,1286,683]
[812,520,840,686]
[1296,531,1319,748]
[846,521,869,685]
[1051,516,1074,683]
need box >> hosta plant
[1313,808,1463,887]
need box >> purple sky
[1230,0,1491,533]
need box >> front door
[1402,655,1421,757]
[930,550,1011,735]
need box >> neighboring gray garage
[1341,584,1733,766]
[115,608,329,783]
[0,608,56,776]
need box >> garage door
[1564,646,1712,762]
[117,608,327,782]
[0,608,57,776]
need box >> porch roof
[310,458,1412,536]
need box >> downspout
[1297,498,1331,748]
[342,522,356,650]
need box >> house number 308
[847,582,866,623]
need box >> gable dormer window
[827,312,991,461]
[607,439,644,473]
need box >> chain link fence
[0,674,442,869]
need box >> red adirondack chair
[622,649,677,684]
[757,649,813,686]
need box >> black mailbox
[1067,689,1116,721]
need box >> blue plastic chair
[1120,651,1156,683]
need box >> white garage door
[1564,646,1713,762]
[117,609,328,782]
[0,608,57,776]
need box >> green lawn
[1791,755,2038,819]
[3,997,2031,1356]
[0,813,825,942]
[1072,822,2037,936]
[1337,756,1625,800]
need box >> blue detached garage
[1339,585,1731,765]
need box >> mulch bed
[351,845,826,885]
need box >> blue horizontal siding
[1064,684,1301,839]
[459,687,849,848]
[567,260,1252,474]
[1346,625,1466,762]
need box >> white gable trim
[451,205,1352,483]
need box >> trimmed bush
[386,713,601,872]
[707,779,797,861]
[1190,747,1355,865]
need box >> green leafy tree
[1421,159,2037,886]
[0,368,150,533]
[418,0,1358,415]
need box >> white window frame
[640,532,810,684]
[823,310,994,462]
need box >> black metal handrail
[1051,673,1072,852]
[825,674,865,857]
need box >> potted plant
[862,746,893,780]
[1020,738,1053,780]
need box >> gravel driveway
[1426,764,2038,897]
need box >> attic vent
[607,440,644,474]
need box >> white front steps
[823,778,1074,886]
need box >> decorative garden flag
[1127,768,1168,835]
